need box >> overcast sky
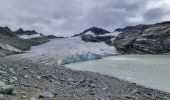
[0,0,170,36]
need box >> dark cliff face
[15,28,42,36]
[73,27,115,45]
[0,27,16,37]
[72,27,111,37]
[114,21,170,54]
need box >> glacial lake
[65,55,170,92]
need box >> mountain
[72,27,115,45]
[73,27,111,37]
[114,21,170,54]
[0,27,51,56]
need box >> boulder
[39,91,54,99]
[0,81,14,95]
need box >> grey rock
[114,21,170,54]
[0,70,6,75]
[0,82,5,87]
[81,34,115,45]
[0,85,14,94]
[73,27,111,37]
[0,94,4,100]
[72,27,114,45]
[39,91,54,99]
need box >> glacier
[8,37,118,65]
[58,53,103,65]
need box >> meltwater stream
[66,55,170,92]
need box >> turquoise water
[65,55,170,92]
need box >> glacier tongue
[8,37,118,65]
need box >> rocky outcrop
[73,27,111,37]
[45,35,65,39]
[81,34,115,45]
[114,21,170,54]
[73,27,115,45]
[0,27,16,37]
[0,27,52,56]
[15,28,43,36]
[0,43,22,53]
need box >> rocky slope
[114,21,170,54]
[1,57,170,100]
[0,27,58,56]
[73,27,116,45]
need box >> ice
[8,37,118,65]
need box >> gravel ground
[0,58,170,100]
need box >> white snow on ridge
[18,34,42,39]
[85,31,95,36]
[8,37,118,65]
[99,31,121,36]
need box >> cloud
[0,0,169,36]
[143,8,166,22]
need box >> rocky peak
[15,28,40,35]
[0,26,15,37]
[83,27,111,35]
[15,28,24,34]
[72,27,111,37]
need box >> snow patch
[99,31,121,36]
[19,34,42,39]
[85,31,95,36]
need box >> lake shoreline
[1,55,170,99]
[66,55,170,93]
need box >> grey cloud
[143,8,166,22]
[0,0,169,36]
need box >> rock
[73,27,111,37]
[9,77,18,84]
[0,70,6,75]
[46,35,64,39]
[114,21,170,54]
[39,91,54,99]
[24,75,29,78]
[81,34,115,45]
[0,85,14,94]
[73,27,115,45]
[30,97,37,100]
[9,68,15,74]
[0,82,5,87]
[0,94,4,100]
[82,34,99,42]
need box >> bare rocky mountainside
[73,27,116,45]
[0,27,60,57]
[114,21,170,54]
